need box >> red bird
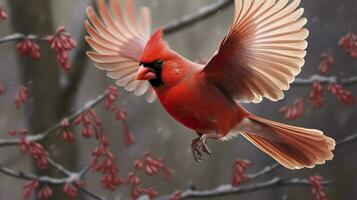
[86,0,335,169]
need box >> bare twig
[153,177,331,200]
[80,187,107,200]
[0,162,105,200]
[0,93,107,147]
[163,0,234,34]
[47,158,74,176]
[0,33,46,44]
[47,158,106,200]
[336,133,357,146]
[0,158,86,185]
[293,75,357,86]
[247,163,280,180]
[0,166,70,184]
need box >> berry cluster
[339,31,357,58]
[17,38,41,59]
[14,86,28,109]
[46,26,77,73]
[231,159,251,187]
[128,152,173,199]
[310,176,328,200]
[0,6,7,21]
[279,99,305,120]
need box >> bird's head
[136,28,189,88]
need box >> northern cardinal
[86,0,335,169]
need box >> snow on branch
[293,75,357,86]
[0,158,105,200]
[154,178,331,200]
[0,33,44,44]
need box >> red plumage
[86,0,335,170]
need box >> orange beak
[135,65,157,80]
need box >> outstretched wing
[202,0,308,103]
[86,0,156,103]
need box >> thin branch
[293,75,357,86]
[0,166,69,184]
[0,158,87,184]
[0,166,105,200]
[0,33,46,44]
[47,158,73,176]
[0,162,105,200]
[47,158,106,200]
[180,178,331,199]
[0,93,107,147]
[247,163,280,180]
[154,177,331,200]
[336,133,357,146]
[79,187,107,200]
[163,0,234,34]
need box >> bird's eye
[154,59,163,67]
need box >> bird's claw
[191,138,202,162]
[201,139,212,157]
[191,135,212,162]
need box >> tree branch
[163,0,234,34]
[79,187,107,200]
[0,33,46,44]
[0,158,85,184]
[153,177,331,200]
[0,166,70,184]
[0,93,107,147]
[47,158,106,200]
[247,163,280,180]
[0,157,105,200]
[336,133,357,146]
[293,75,357,86]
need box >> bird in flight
[85,0,335,169]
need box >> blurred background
[0,0,357,199]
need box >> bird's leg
[191,133,220,162]
[191,137,203,162]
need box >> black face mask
[141,59,164,87]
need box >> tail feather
[240,114,335,170]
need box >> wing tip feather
[86,0,155,103]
